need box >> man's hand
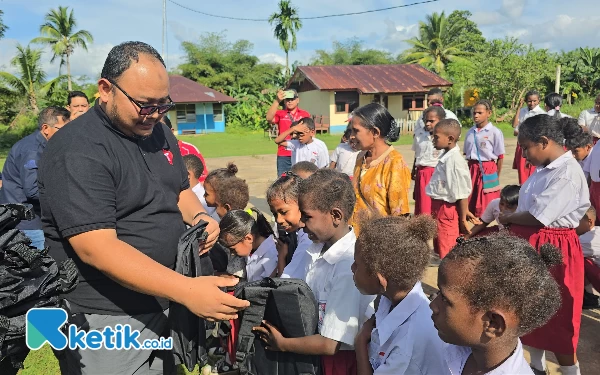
[195,214,220,255]
[180,276,249,321]
[276,90,286,103]
[253,320,287,351]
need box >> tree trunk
[30,92,39,115]
[285,52,290,77]
[66,53,72,91]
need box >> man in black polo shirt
[39,41,249,374]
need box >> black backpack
[0,204,78,374]
[234,277,321,375]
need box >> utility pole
[555,64,561,94]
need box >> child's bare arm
[254,321,340,356]
[274,126,296,145]
[497,158,503,177]
[464,222,489,239]
[329,161,336,169]
[457,198,479,235]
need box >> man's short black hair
[183,154,204,180]
[427,88,444,97]
[38,106,70,130]
[101,41,165,82]
[67,91,89,105]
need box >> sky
[1,0,600,81]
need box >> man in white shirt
[274,117,329,168]
[415,88,460,130]
[578,94,600,141]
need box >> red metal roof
[169,75,237,103]
[289,64,452,94]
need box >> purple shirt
[464,123,505,161]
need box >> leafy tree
[31,6,93,91]
[401,11,470,74]
[311,38,394,65]
[0,44,65,114]
[0,10,8,40]
[446,10,486,53]
[268,0,302,76]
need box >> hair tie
[245,208,253,216]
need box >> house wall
[169,102,225,135]
[298,90,329,119]
[388,95,408,120]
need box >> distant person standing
[266,89,310,177]
[415,88,460,130]
[66,91,90,120]
[0,106,71,249]
[512,90,546,185]
[578,93,600,144]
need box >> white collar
[191,183,204,195]
[374,282,426,344]
[544,151,574,170]
[309,228,356,265]
[439,145,460,163]
[249,235,275,260]
[471,123,493,132]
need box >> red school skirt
[590,181,600,211]
[512,144,537,185]
[467,160,501,218]
[414,166,435,215]
[322,350,357,375]
[509,225,584,354]
[431,199,459,259]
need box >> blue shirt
[0,131,47,230]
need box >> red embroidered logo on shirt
[163,150,174,165]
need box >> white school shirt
[282,229,375,349]
[287,138,330,168]
[516,151,590,228]
[246,235,278,282]
[584,142,600,182]
[426,146,472,203]
[515,106,546,132]
[368,282,446,375]
[416,107,460,129]
[412,126,444,168]
[331,142,360,176]
[444,339,533,375]
[578,108,600,138]
[191,183,219,221]
[480,198,504,229]
[580,227,600,267]
[546,109,572,119]
[280,229,312,279]
[464,123,505,161]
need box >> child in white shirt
[255,170,375,375]
[218,208,278,281]
[352,215,446,374]
[563,118,594,176]
[274,117,329,168]
[431,235,563,375]
[182,154,218,220]
[576,206,600,308]
[466,185,519,238]
[330,128,359,178]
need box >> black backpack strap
[58,259,79,293]
[235,280,274,375]
[7,242,43,270]
[0,315,9,348]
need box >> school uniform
[246,235,277,282]
[283,229,375,375]
[426,146,472,258]
[578,108,600,143]
[368,282,446,374]
[580,227,600,293]
[287,138,330,168]
[546,109,572,119]
[509,151,589,355]
[412,125,444,215]
[331,142,360,178]
[444,339,533,374]
[513,106,545,185]
[464,123,505,217]
[583,145,600,210]
[471,198,504,237]
[280,229,312,279]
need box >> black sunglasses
[108,79,175,116]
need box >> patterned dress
[351,146,411,234]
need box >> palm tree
[401,11,469,74]
[0,44,65,114]
[31,6,93,91]
[0,10,8,40]
[268,0,302,76]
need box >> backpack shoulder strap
[235,279,275,375]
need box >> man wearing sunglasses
[266,88,311,177]
[38,41,249,374]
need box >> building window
[373,94,389,109]
[402,95,426,110]
[176,104,196,123]
[334,91,359,114]
[213,103,223,122]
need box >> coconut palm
[401,11,469,74]
[268,0,302,76]
[31,6,93,91]
[0,44,65,114]
[0,10,8,40]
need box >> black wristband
[193,211,209,222]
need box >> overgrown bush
[225,89,276,131]
[0,112,37,149]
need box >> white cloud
[509,14,600,50]
[473,0,525,26]
[258,53,286,65]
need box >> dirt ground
[205,137,600,374]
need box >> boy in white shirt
[466,184,519,238]
[576,206,600,309]
[274,117,329,168]
[426,119,477,258]
[330,128,359,178]
[563,119,594,176]
[577,93,600,141]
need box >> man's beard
[108,102,150,140]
